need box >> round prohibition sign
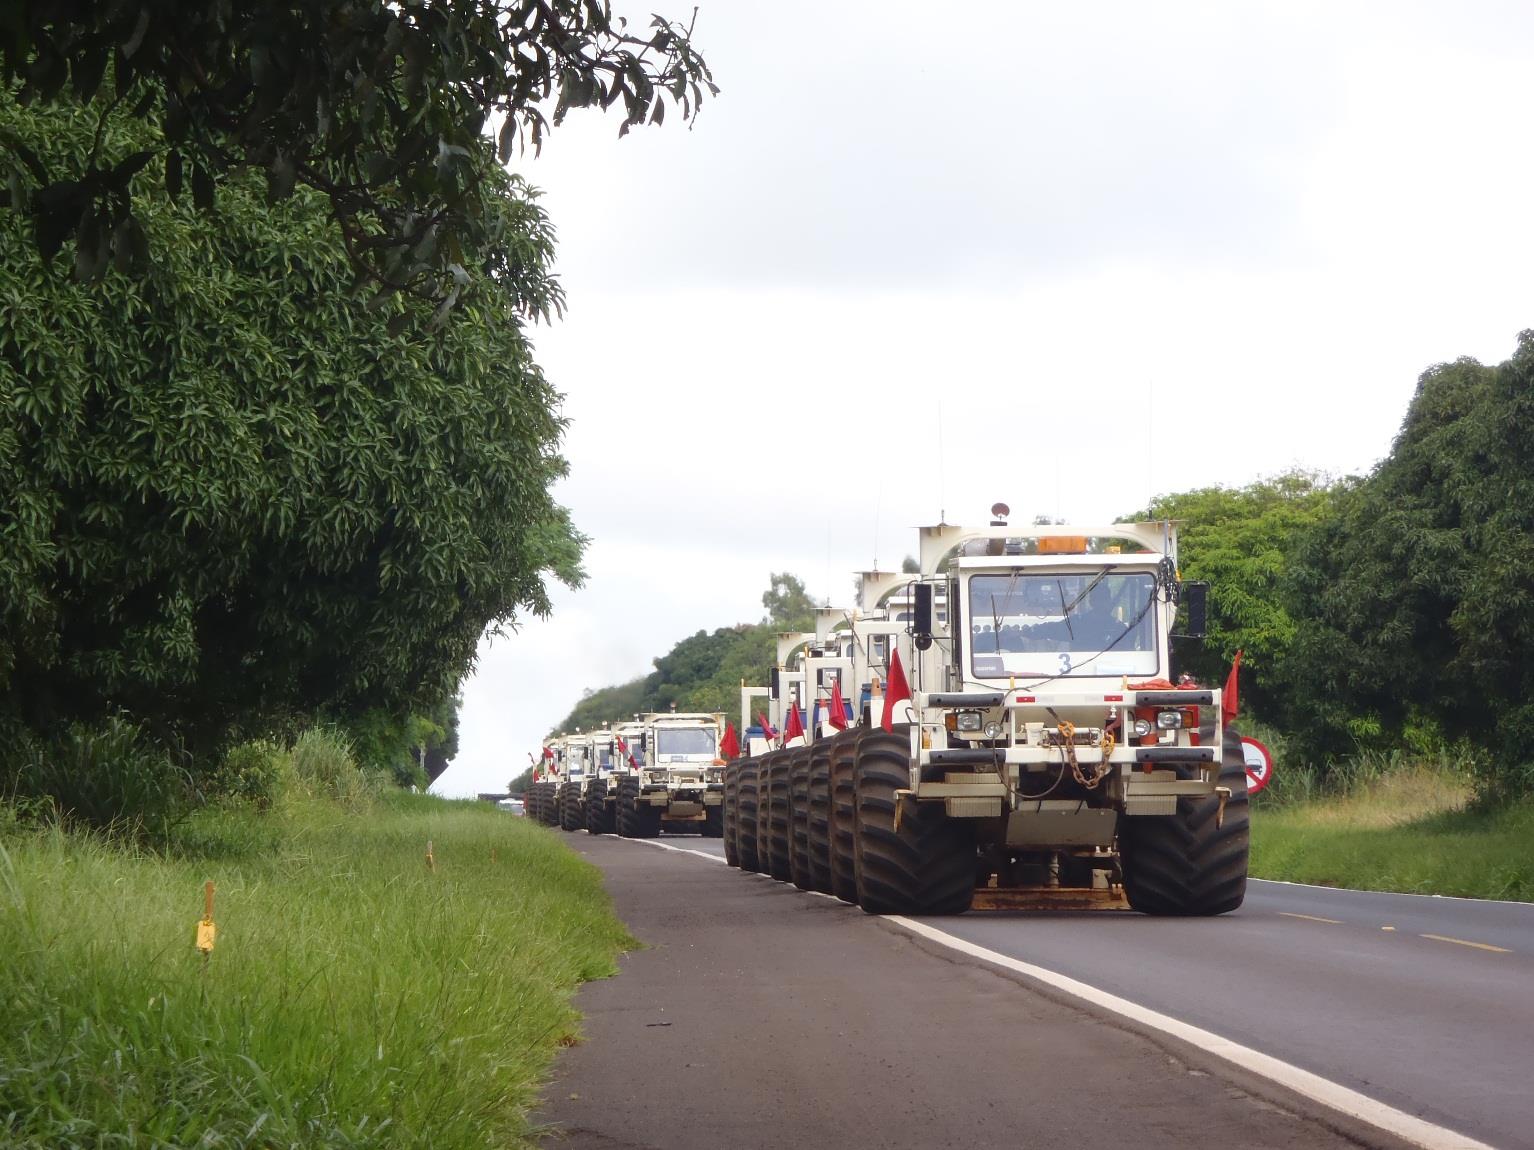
[1240,736,1273,795]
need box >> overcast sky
[432,0,1534,797]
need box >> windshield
[967,571,1157,679]
[655,728,717,757]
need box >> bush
[289,728,377,808]
[2,715,192,838]
[209,739,292,811]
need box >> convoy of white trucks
[523,508,1252,917]
[529,710,726,838]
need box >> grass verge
[0,792,631,1148]
[1250,754,1534,901]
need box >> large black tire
[1119,726,1250,915]
[788,747,813,891]
[616,775,661,839]
[560,783,583,832]
[534,782,554,825]
[757,754,775,875]
[853,726,976,916]
[766,752,793,882]
[828,730,860,904]
[723,762,741,865]
[703,802,724,838]
[585,788,615,835]
[737,759,762,872]
[805,741,834,894]
[541,782,560,827]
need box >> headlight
[1131,718,1153,738]
[1156,710,1183,730]
[955,711,983,732]
[705,769,722,783]
[983,721,1003,739]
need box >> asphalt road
[532,832,1489,1150]
[670,833,1534,1150]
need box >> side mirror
[1175,581,1208,640]
[913,582,934,651]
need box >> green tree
[1136,470,1336,713]
[1282,333,1534,797]
[342,693,461,788]
[761,572,815,628]
[0,92,580,759]
[2,1,714,320]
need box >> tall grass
[1249,737,1534,901]
[0,789,632,1148]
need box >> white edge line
[888,916,1496,1150]
[629,838,728,865]
[621,839,1498,1150]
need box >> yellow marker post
[426,839,436,872]
[195,881,217,957]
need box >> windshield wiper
[1062,569,1109,617]
[1056,579,1074,640]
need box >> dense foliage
[0,92,580,762]
[1139,470,1336,713]
[2,0,714,321]
[1282,334,1534,797]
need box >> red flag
[1222,649,1242,721]
[881,649,912,731]
[782,703,805,744]
[720,721,740,759]
[756,711,778,741]
[828,678,848,730]
[615,735,627,754]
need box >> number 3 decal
[1058,653,1072,674]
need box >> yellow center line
[1279,911,1344,925]
[1420,933,1511,954]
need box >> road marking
[631,839,727,864]
[1421,933,1510,954]
[1252,877,1534,907]
[1279,912,1343,925]
[1382,925,1396,932]
[625,839,1500,1149]
[888,917,1496,1150]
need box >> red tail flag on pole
[720,721,740,760]
[828,677,848,730]
[782,703,805,745]
[881,650,912,731]
[1222,649,1242,721]
[756,712,778,741]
